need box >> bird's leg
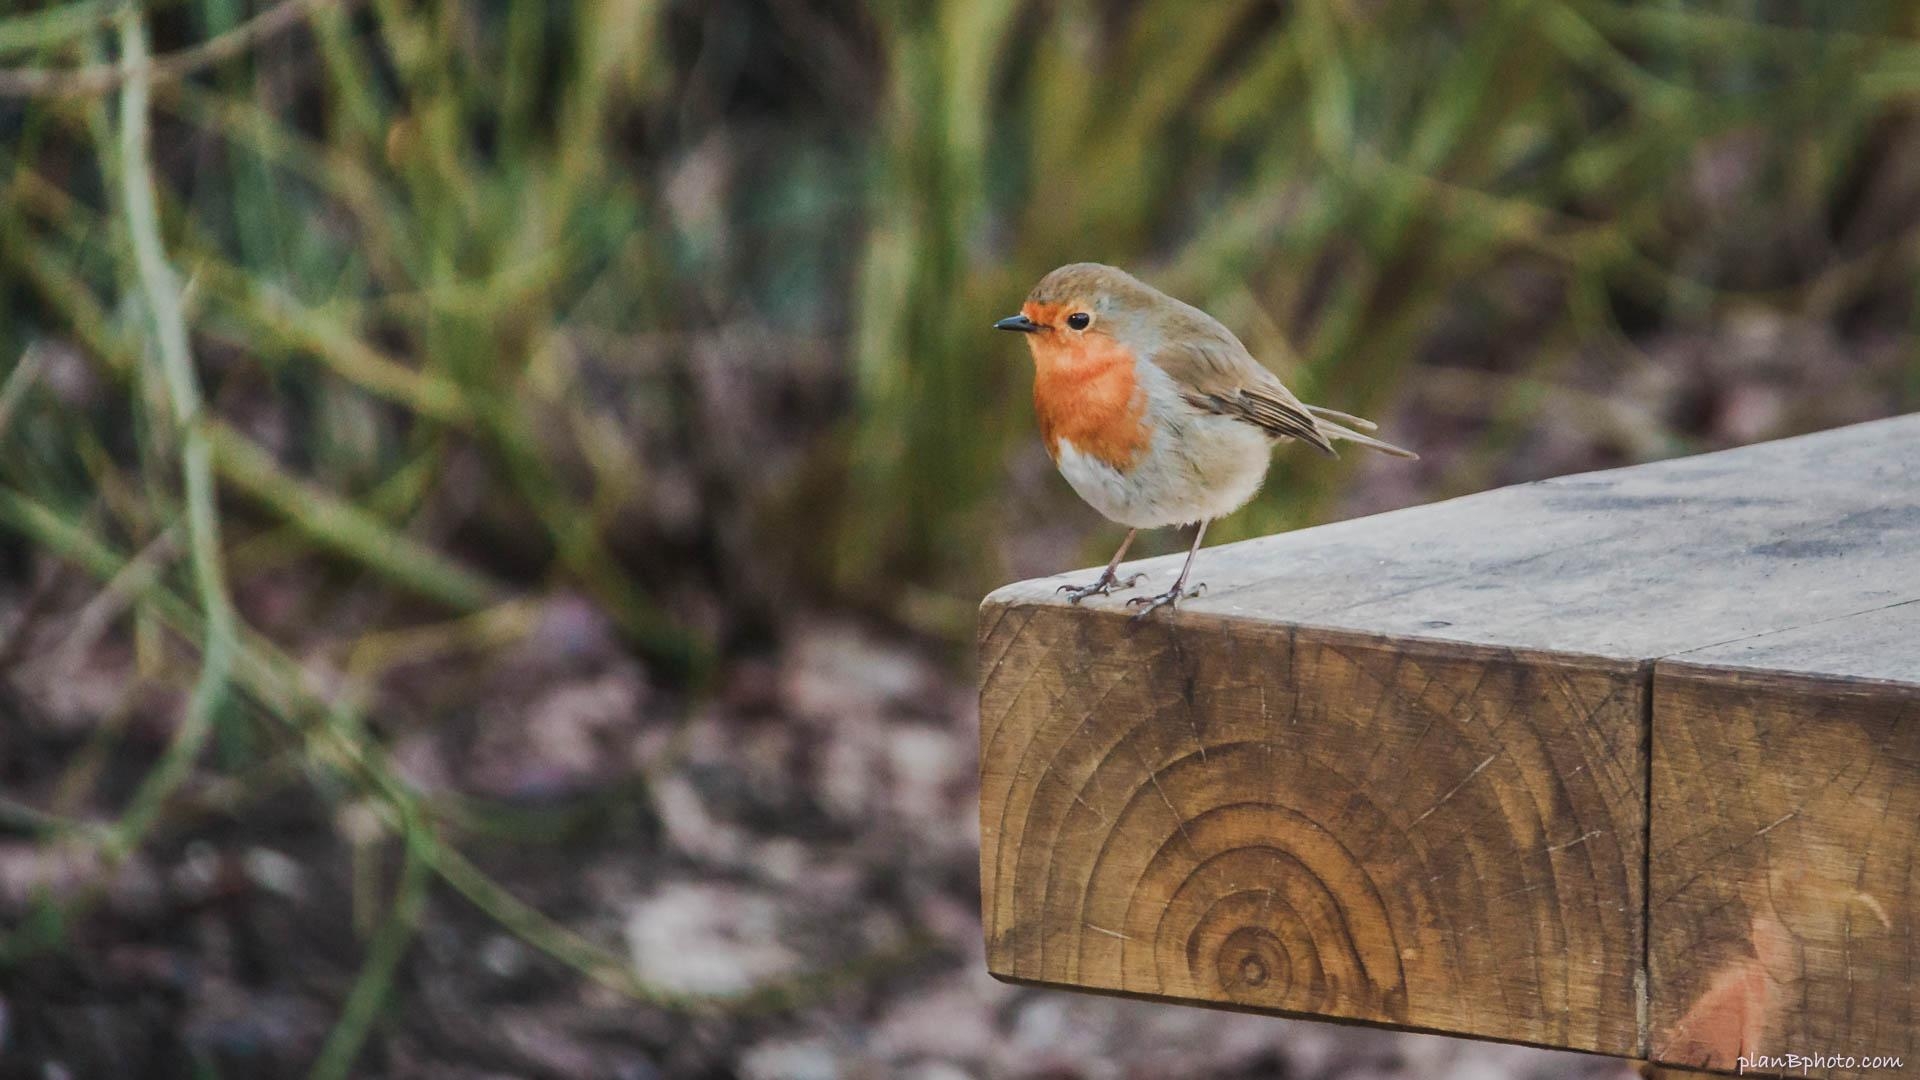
[1129,520,1209,620]
[1057,529,1146,603]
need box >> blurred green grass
[3,0,1920,1070]
[5,1,1920,655]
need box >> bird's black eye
[1066,312,1092,330]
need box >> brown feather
[1148,312,1341,455]
[1182,389,1337,455]
[1304,404,1376,431]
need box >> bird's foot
[1057,571,1146,604]
[1127,581,1206,621]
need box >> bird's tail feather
[1317,419,1419,459]
[1304,404,1377,432]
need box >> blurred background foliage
[1,0,1918,1076]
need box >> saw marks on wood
[978,606,1645,1054]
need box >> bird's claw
[1058,571,1146,604]
[1127,582,1206,621]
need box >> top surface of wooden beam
[989,414,1920,674]
[1663,599,1920,689]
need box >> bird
[994,262,1416,619]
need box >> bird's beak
[993,314,1041,333]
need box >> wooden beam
[979,608,1646,1052]
[1650,605,1920,1078]
[1637,1066,1729,1080]
[979,414,1920,1073]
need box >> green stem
[108,6,237,858]
[308,822,431,1080]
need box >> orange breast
[1027,328,1150,470]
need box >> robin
[995,262,1416,618]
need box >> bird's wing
[1150,311,1338,457]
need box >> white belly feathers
[1055,410,1272,529]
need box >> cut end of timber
[978,605,1646,1054]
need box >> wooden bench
[978,414,1919,1079]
